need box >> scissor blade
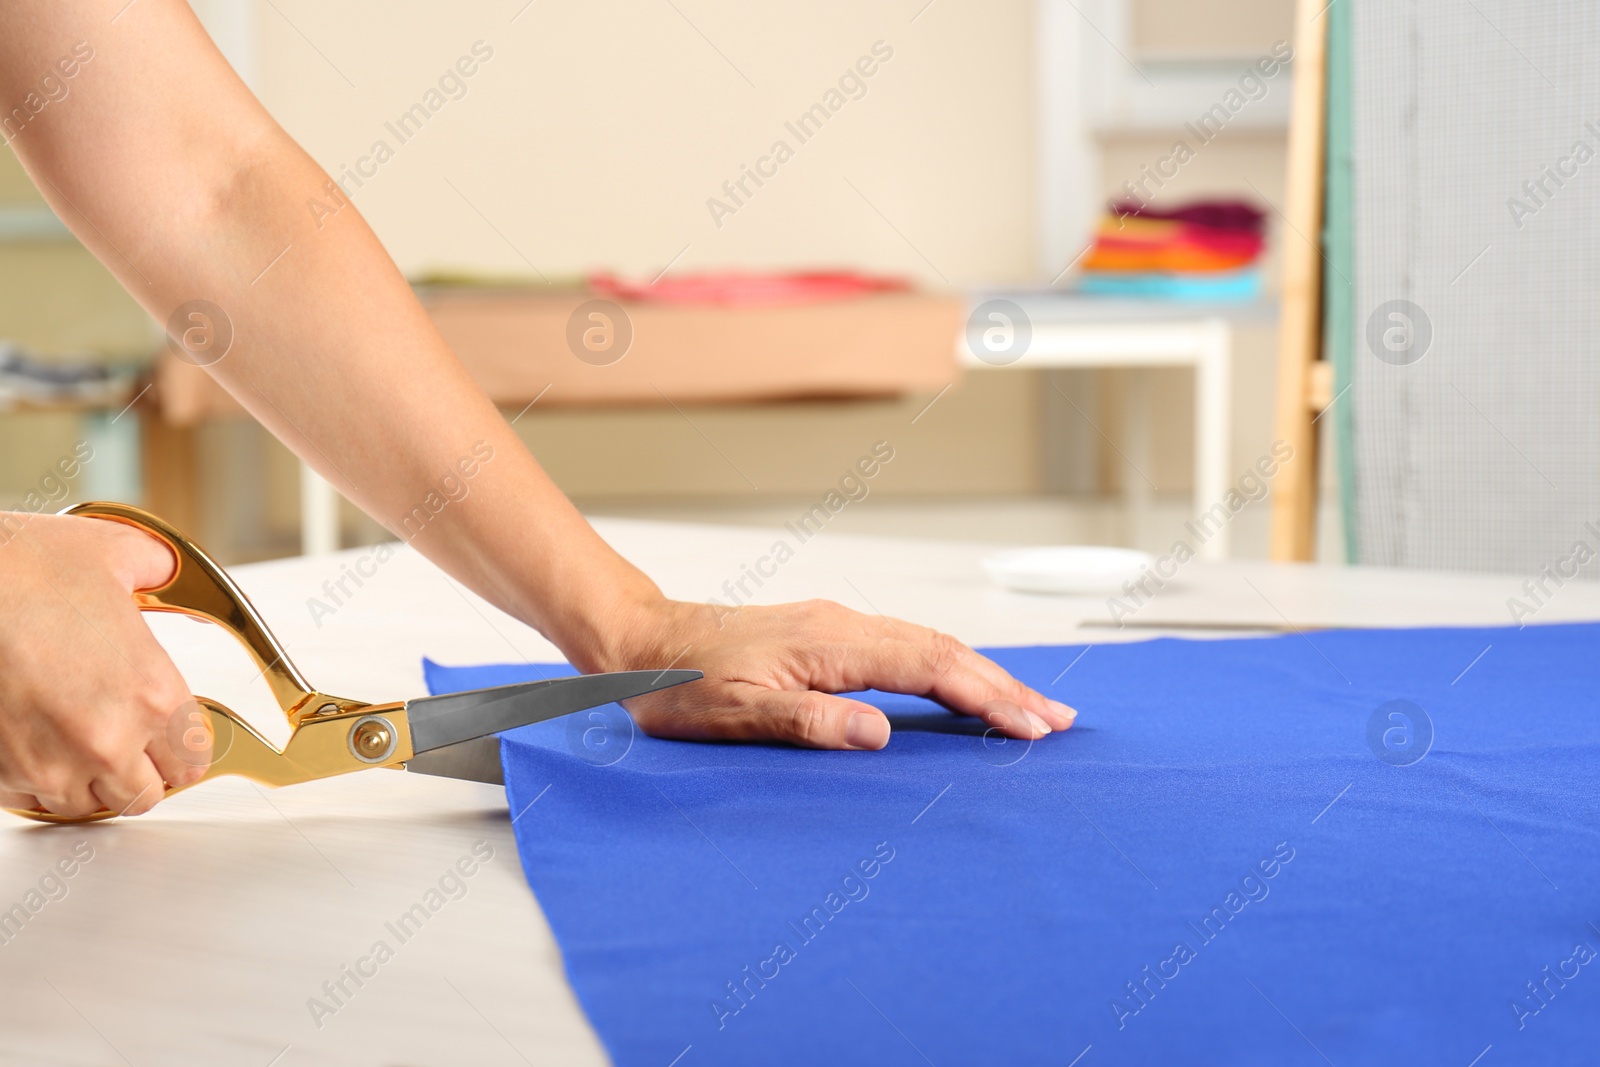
[404,735,504,784]
[404,669,702,758]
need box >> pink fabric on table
[589,271,910,307]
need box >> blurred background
[1,0,1325,565]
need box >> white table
[3,519,1595,1066]
[960,293,1275,561]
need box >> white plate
[981,545,1154,596]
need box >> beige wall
[256,0,1037,287]
[0,149,153,504]
[1133,0,1293,56]
[0,152,152,356]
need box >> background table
[151,288,963,557]
[2,519,1595,1066]
[962,292,1280,561]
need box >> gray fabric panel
[1349,0,1600,578]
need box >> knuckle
[784,695,833,745]
[138,682,190,726]
[926,631,965,678]
[81,738,127,778]
[802,599,841,625]
[26,768,93,816]
[795,599,859,644]
[166,758,207,787]
[161,701,213,760]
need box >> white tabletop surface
[4,518,1598,1066]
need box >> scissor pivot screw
[348,715,398,764]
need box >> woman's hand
[0,513,204,817]
[599,598,1076,750]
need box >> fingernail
[1048,699,1078,727]
[846,712,891,750]
[1025,710,1052,737]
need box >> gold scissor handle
[68,501,329,719]
[6,502,388,824]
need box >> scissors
[7,501,701,824]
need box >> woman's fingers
[944,640,1078,730]
[631,684,892,751]
[99,516,178,592]
[147,701,213,790]
[96,552,208,793]
[90,752,167,817]
[30,775,103,820]
[822,620,1073,739]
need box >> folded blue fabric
[1076,267,1263,301]
[424,623,1600,1067]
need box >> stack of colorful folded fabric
[1076,199,1267,301]
[0,342,134,411]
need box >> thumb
[754,689,892,751]
[99,521,178,592]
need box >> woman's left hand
[601,598,1077,751]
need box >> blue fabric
[424,623,1600,1066]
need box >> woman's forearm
[159,139,666,664]
[2,0,659,666]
